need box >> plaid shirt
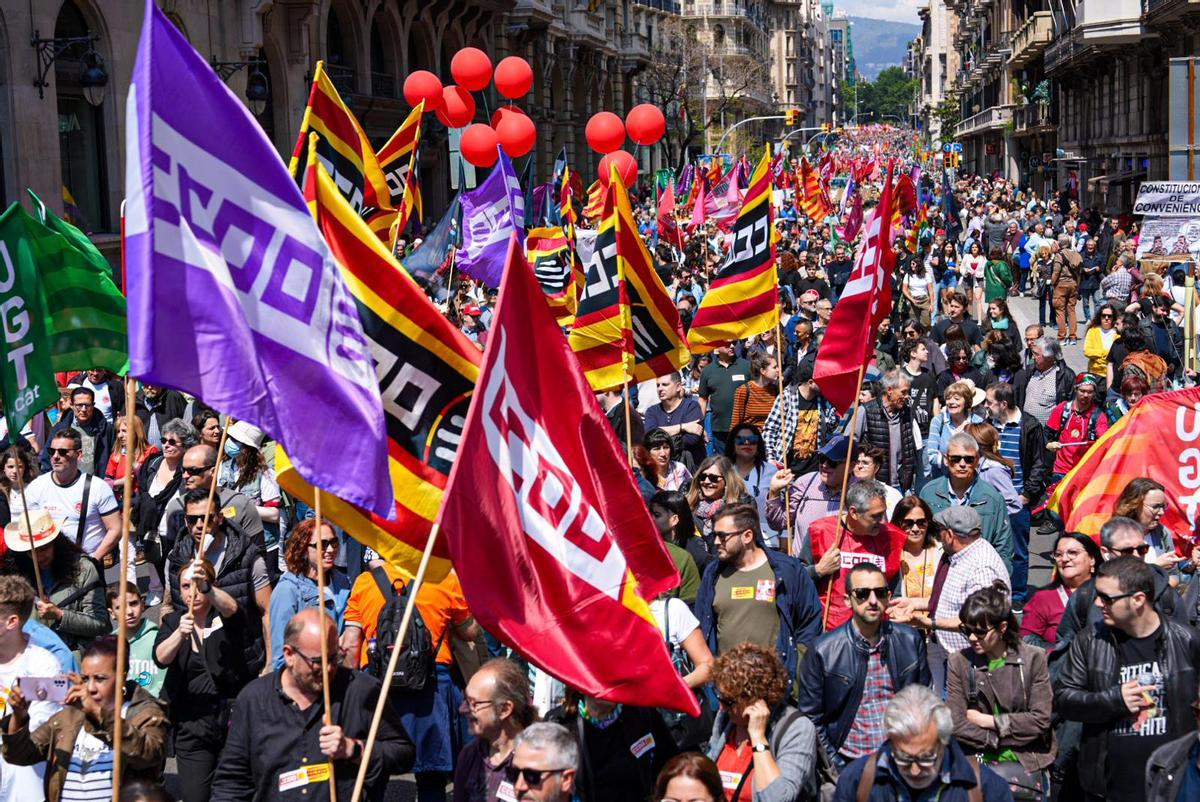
[1101,267,1133,304]
[761,386,837,465]
[934,538,1010,652]
[839,634,893,760]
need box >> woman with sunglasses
[849,444,902,518]
[1083,303,1120,379]
[153,560,252,802]
[891,496,942,604]
[1114,478,1187,581]
[945,582,1055,801]
[645,428,693,492]
[133,417,197,608]
[1020,533,1101,650]
[724,424,780,548]
[266,518,350,670]
[686,456,751,548]
[704,642,815,802]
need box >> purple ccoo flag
[456,148,524,288]
[123,0,393,518]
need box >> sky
[837,0,925,23]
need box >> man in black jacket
[134,384,188,449]
[984,382,1049,603]
[796,563,930,769]
[40,387,115,475]
[1055,557,1200,802]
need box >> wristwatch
[752,742,770,753]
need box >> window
[55,1,108,233]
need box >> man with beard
[454,659,535,802]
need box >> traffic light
[785,109,795,127]
[821,123,831,133]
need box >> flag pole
[821,360,867,630]
[350,523,442,802]
[313,488,337,800]
[623,381,635,466]
[773,311,791,555]
[111,375,137,801]
[14,475,44,601]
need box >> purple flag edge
[124,0,395,518]
[457,149,523,288]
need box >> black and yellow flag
[527,226,581,327]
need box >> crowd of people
[0,126,1194,802]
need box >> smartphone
[18,675,71,704]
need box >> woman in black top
[154,560,251,802]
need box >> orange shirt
[344,565,471,668]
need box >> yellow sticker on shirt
[278,763,331,792]
[731,586,755,600]
[222,505,237,519]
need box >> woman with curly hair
[686,455,751,548]
[704,642,816,802]
[266,518,350,669]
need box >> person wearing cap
[460,304,487,347]
[218,421,283,582]
[765,433,848,563]
[888,505,1009,690]
[1045,373,1111,481]
[919,432,1014,571]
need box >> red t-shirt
[808,515,907,630]
[715,736,755,801]
[1048,402,1110,475]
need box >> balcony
[1012,102,1053,134]
[1146,0,1200,20]
[325,64,355,96]
[1078,0,1144,43]
[711,41,759,57]
[633,0,682,11]
[1008,12,1053,66]
[955,104,1014,137]
[370,71,396,99]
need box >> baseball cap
[934,506,982,537]
[463,304,483,317]
[817,434,850,463]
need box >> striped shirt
[934,538,1011,653]
[994,417,1024,494]
[61,730,113,801]
[731,382,777,430]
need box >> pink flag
[690,179,708,230]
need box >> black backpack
[367,567,444,693]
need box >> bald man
[212,609,415,801]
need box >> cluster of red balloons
[401,47,537,167]
[585,105,667,186]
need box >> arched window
[325,5,353,94]
[370,17,394,98]
[55,0,108,232]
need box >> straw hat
[227,420,265,451]
[4,510,62,553]
[958,378,987,409]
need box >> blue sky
[839,0,924,23]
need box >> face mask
[224,440,242,460]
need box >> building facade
[913,0,959,143]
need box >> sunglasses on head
[504,766,568,788]
[1110,543,1150,557]
[850,586,889,602]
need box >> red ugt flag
[658,182,685,250]
[438,236,700,714]
[814,160,897,414]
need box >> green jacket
[120,618,165,698]
[665,542,700,604]
[919,477,1014,570]
[983,259,1013,302]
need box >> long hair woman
[266,518,351,670]
[651,490,710,570]
[0,446,38,526]
[891,496,941,602]
[218,421,283,581]
[723,423,779,547]
[686,455,750,547]
[1114,478,1183,580]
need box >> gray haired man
[832,685,1013,800]
[509,722,578,802]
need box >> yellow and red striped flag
[527,225,582,327]
[686,148,779,353]
[369,102,424,244]
[1048,387,1200,546]
[583,179,604,219]
[798,158,832,221]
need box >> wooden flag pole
[313,489,337,801]
[14,475,43,601]
[623,381,635,467]
[111,376,137,801]
[821,361,868,630]
[350,523,442,802]
[773,312,791,555]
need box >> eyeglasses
[290,647,346,670]
[958,624,994,639]
[504,766,569,787]
[716,693,739,708]
[850,586,890,602]
[698,473,723,485]
[307,538,339,552]
[72,402,94,409]
[891,748,942,769]
[1144,502,1167,512]
[182,465,214,476]
[734,435,760,445]
[460,697,496,713]
[47,447,75,458]
[184,513,213,526]
[1095,589,1137,605]
[946,454,976,465]
[901,517,928,529]
[1054,549,1085,561]
[1110,544,1150,557]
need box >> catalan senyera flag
[686,148,778,353]
[560,164,578,230]
[527,226,581,327]
[798,158,832,221]
[278,148,481,580]
[583,179,604,220]
[611,169,690,382]
[288,61,391,216]
[569,185,634,391]
[1048,388,1200,549]
[363,102,423,243]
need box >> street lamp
[32,31,108,106]
[212,56,270,116]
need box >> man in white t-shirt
[24,428,122,562]
[0,575,64,802]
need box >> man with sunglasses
[507,722,578,802]
[919,433,1014,571]
[796,564,930,771]
[1056,557,1200,802]
[1055,517,1188,648]
[212,608,415,802]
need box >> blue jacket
[920,477,1014,570]
[23,618,77,673]
[695,547,823,678]
[833,740,1014,802]
[269,569,351,669]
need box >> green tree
[854,67,917,123]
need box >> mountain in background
[848,16,920,81]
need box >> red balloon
[451,47,493,92]
[494,56,533,100]
[403,71,444,112]
[460,124,499,168]
[496,111,536,157]
[489,105,527,129]
[598,150,638,187]
[625,104,666,146]
[435,85,476,128]
[586,111,625,154]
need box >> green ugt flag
[0,204,64,435]
[27,189,128,375]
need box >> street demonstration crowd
[0,129,1197,802]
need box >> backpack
[1121,350,1171,393]
[367,567,445,693]
[1048,403,1104,445]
